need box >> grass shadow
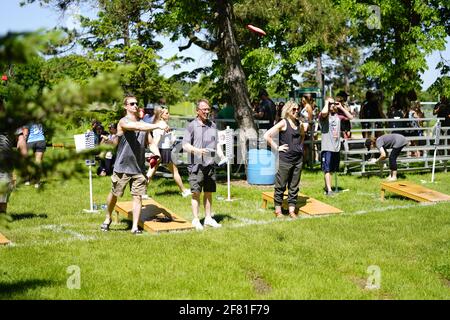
[153,190,180,196]
[207,213,234,223]
[0,279,56,299]
[9,213,48,221]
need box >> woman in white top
[149,107,191,197]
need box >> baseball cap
[145,103,154,110]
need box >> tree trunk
[216,0,257,159]
[316,55,324,99]
[344,74,350,94]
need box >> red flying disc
[1,75,7,81]
[148,155,160,168]
[246,24,266,36]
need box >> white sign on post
[431,121,441,183]
[74,131,98,213]
[74,131,95,152]
[217,127,235,201]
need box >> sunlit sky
[1,0,449,92]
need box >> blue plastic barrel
[247,149,276,185]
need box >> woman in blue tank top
[23,123,46,188]
[264,101,308,219]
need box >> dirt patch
[441,278,450,288]
[248,271,272,295]
[349,275,367,290]
[348,275,394,299]
[225,179,273,190]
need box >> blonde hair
[152,107,168,124]
[281,101,298,119]
[281,101,305,139]
[123,95,136,106]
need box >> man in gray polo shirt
[183,99,226,231]
[366,133,408,181]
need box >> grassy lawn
[1,156,449,300]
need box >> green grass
[1,161,450,299]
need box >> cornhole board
[0,232,11,245]
[381,181,450,202]
[261,192,343,215]
[115,199,194,233]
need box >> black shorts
[188,166,216,193]
[159,148,172,164]
[27,140,46,153]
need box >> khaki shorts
[111,172,147,197]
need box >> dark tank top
[279,119,303,162]
[114,127,147,175]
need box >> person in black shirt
[433,96,450,128]
[264,101,308,219]
[360,90,385,138]
[255,89,276,130]
[433,96,450,153]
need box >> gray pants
[274,158,303,207]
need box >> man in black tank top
[264,101,307,219]
[100,95,168,234]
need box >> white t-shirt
[153,129,174,149]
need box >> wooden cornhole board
[262,191,343,216]
[0,232,11,245]
[115,199,194,233]
[381,181,450,202]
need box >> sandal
[131,229,143,235]
[289,212,298,219]
[100,220,112,232]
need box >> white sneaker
[204,217,221,228]
[181,189,192,198]
[192,218,204,231]
[386,177,397,182]
[24,181,30,186]
[34,183,40,189]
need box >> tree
[77,0,183,106]
[344,0,449,101]
[162,0,258,153]
[235,0,348,94]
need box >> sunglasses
[128,102,138,106]
[292,108,299,111]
